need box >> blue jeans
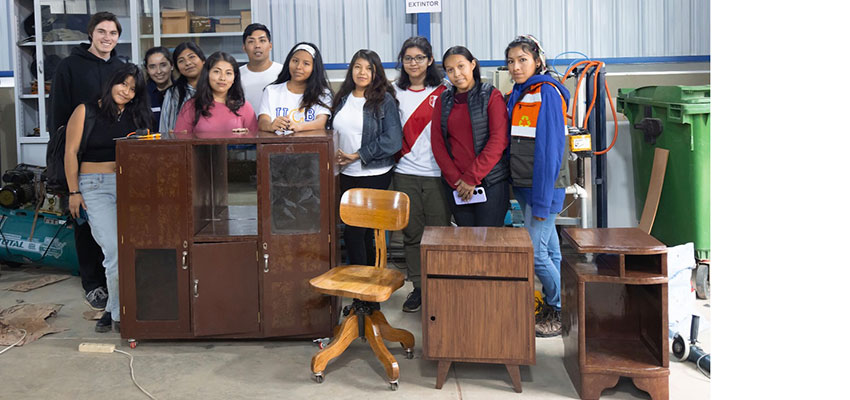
[514,190,561,311]
[79,173,120,321]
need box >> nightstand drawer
[425,250,529,279]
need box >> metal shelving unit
[10,0,141,166]
[140,0,253,64]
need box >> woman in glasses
[391,36,450,313]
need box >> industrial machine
[0,164,78,273]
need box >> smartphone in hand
[453,187,487,205]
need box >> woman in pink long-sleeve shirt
[174,51,258,134]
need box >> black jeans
[444,179,510,227]
[339,170,393,265]
[74,220,106,293]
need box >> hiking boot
[402,288,421,313]
[85,287,108,311]
[535,306,562,338]
[95,312,113,333]
[534,297,549,324]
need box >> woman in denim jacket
[330,49,402,266]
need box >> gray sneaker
[85,287,108,311]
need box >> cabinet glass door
[258,142,333,337]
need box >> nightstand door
[425,278,534,363]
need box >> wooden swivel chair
[309,188,415,390]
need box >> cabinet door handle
[193,279,199,297]
[182,251,189,270]
[263,254,270,273]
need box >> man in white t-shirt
[239,23,283,115]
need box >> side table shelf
[562,228,669,400]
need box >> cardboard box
[190,17,212,33]
[141,16,153,35]
[219,17,241,25]
[241,11,251,31]
[162,10,190,34]
[216,23,242,33]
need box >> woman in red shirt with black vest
[430,46,510,227]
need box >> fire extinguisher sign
[405,0,441,14]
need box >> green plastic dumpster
[617,85,710,261]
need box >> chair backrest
[340,188,410,230]
[340,188,410,269]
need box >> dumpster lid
[618,85,710,105]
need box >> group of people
[49,12,573,338]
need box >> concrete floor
[0,263,710,400]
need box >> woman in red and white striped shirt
[392,36,450,313]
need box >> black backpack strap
[76,104,97,163]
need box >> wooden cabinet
[116,130,338,342]
[561,228,669,400]
[421,226,534,393]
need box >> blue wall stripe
[0,71,12,77]
[417,13,431,41]
[323,55,710,70]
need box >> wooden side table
[561,228,670,400]
[421,226,534,393]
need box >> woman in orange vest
[504,35,572,338]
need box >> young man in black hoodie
[48,12,126,312]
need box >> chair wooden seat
[309,188,415,390]
[309,265,405,302]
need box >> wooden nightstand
[421,226,534,393]
[562,228,669,400]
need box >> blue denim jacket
[334,92,402,169]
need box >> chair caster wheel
[390,381,398,391]
[314,373,324,383]
[405,349,414,359]
[128,339,137,349]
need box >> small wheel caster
[390,381,398,391]
[405,349,414,359]
[695,263,710,299]
[313,373,324,384]
[128,339,137,349]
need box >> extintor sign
[405,0,441,14]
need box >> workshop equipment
[672,314,711,376]
[0,164,79,274]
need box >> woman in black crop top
[64,64,152,333]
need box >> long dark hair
[504,35,551,76]
[442,46,481,85]
[331,50,396,116]
[172,42,206,112]
[395,36,443,90]
[97,64,152,130]
[271,42,332,111]
[191,51,245,127]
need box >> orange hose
[593,79,618,156]
[559,60,619,155]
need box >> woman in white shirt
[330,49,402,266]
[257,42,332,133]
[391,36,450,313]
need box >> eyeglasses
[403,55,428,65]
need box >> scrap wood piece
[5,274,71,292]
[0,303,67,346]
[638,147,670,234]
